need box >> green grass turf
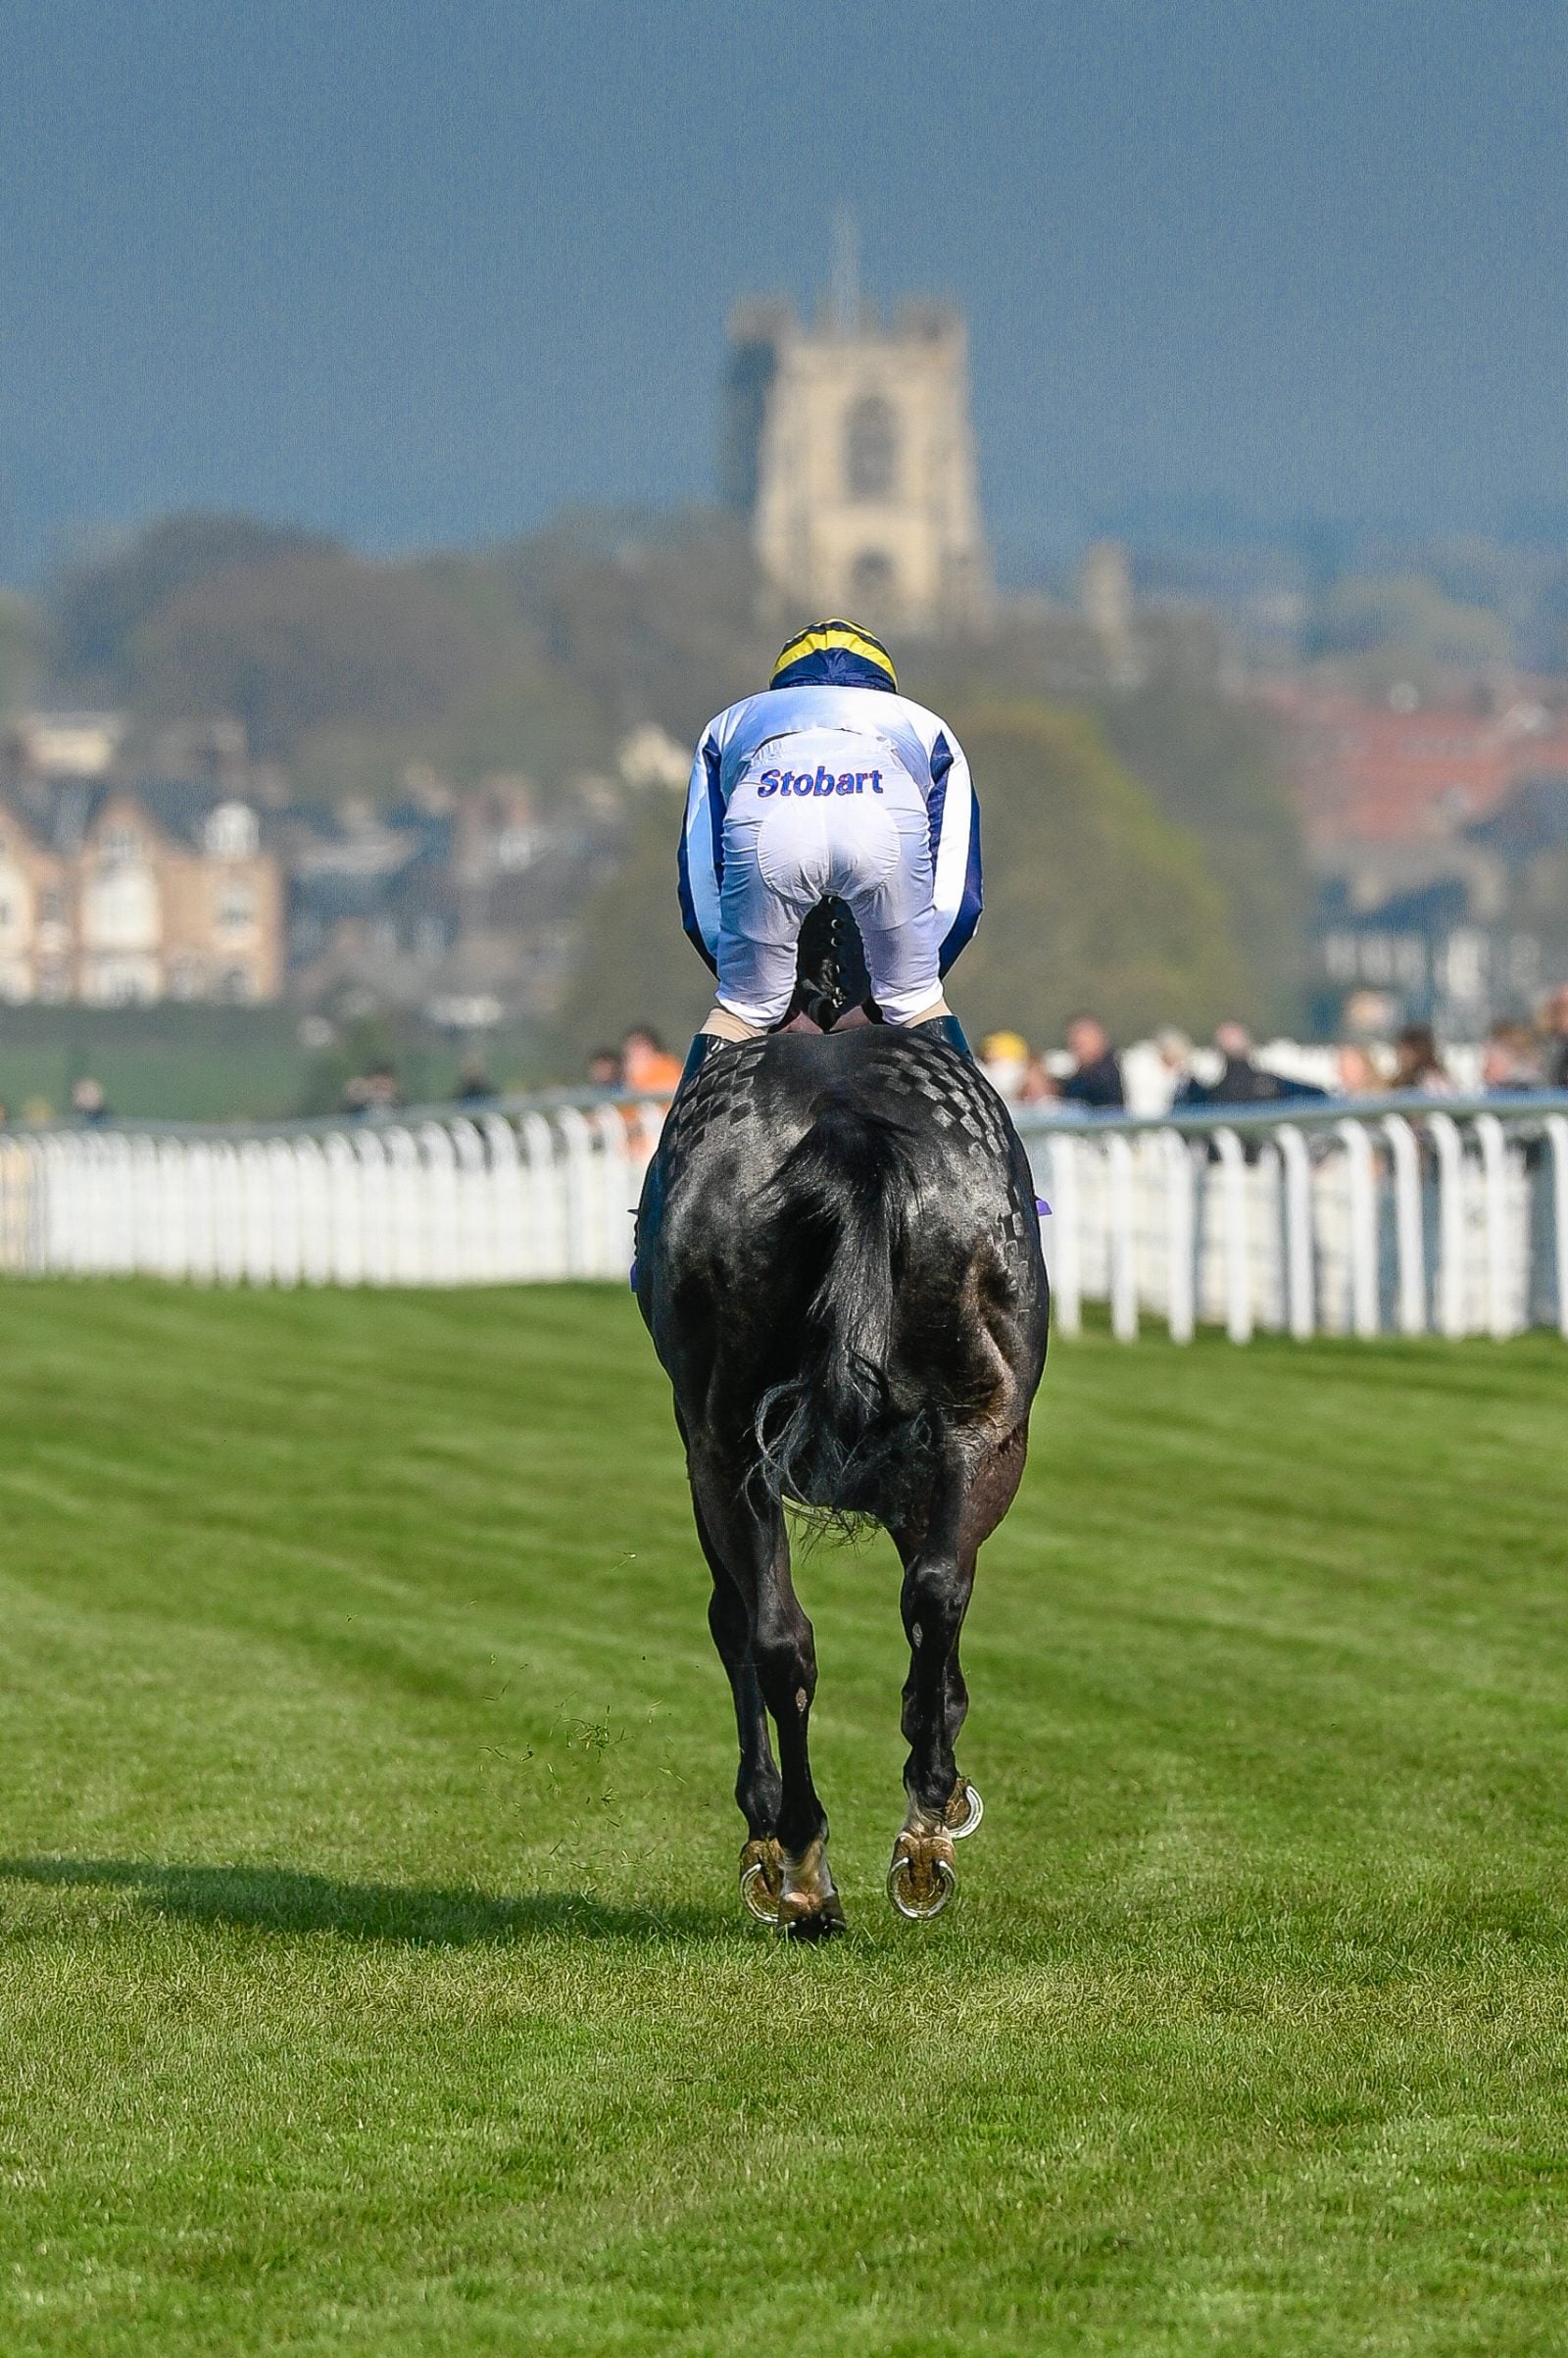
[0,1040,312,1125]
[1,1283,1566,2354]
[0,1012,553,1123]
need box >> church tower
[722,237,992,635]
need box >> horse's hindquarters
[641,1026,1047,1932]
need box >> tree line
[7,510,1311,1052]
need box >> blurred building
[0,778,283,1005]
[10,710,128,779]
[1268,685,1568,1033]
[1310,845,1544,1039]
[1274,689,1515,845]
[1077,541,1144,687]
[723,266,992,633]
[282,779,617,1022]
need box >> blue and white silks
[677,681,982,1027]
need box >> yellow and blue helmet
[769,618,898,694]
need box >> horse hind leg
[888,1427,1027,1921]
[690,1452,846,1940]
[889,1514,971,1921]
[752,1588,846,1940]
[698,1515,785,1922]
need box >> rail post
[1106,1131,1139,1342]
[519,1112,561,1280]
[416,1123,460,1286]
[129,1135,161,1274]
[239,1139,274,1286]
[1381,1114,1427,1337]
[1334,1119,1379,1338]
[105,1135,135,1274]
[449,1118,488,1284]
[1275,1123,1315,1339]
[1046,1132,1082,1338]
[479,1114,524,1282]
[556,1107,596,1277]
[1474,1112,1513,1340]
[298,1135,337,1285]
[384,1127,424,1285]
[1425,1113,1466,1338]
[591,1105,636,1281]
[1213,1127,1252,1344]
[352,1128,391,1285]
[1161,1128,1195,1345]
[1546,1114,1568,1341]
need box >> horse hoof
[887,1850,957,1922]
[781,1902,848,1942]
[945,1780,984,1841]
[738,1839,783,1926]
[772,1837,845,1940]
[740,1861,779,1924]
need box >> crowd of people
[584,986,1568,1116]
[0,1075,115,1130]
[972,986,1568,1115]
[11,997,1565,1135]
[584,1027,686,1096]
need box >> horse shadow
[0,1854,716,1946]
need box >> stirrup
[909,1013,972,1060]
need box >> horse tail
[752,1096,934,1520]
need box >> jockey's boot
[910,1012,973,1060]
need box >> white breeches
[715,756,944,1028]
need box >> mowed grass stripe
[1,1281,1566,2353]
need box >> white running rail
[1015,1092,1568,1343]
[0,1103,666,1292]
[1,1090,1566,1342]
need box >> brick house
[1258,686,1568,1033]
[0,800,71,1004]
[0,779,284,1005]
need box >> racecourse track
[1,1280,1565,2356]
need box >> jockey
[677,619,980,1072]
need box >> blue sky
[2,0,1563,576]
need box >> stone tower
[1077,539,1144,687]
[722,260,992,635]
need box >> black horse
[634,951,1049,1938]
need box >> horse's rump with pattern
[635,1014,1048,1937]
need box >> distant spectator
[1388,1024,1450,1095]
[621,1026,684,1095]
[1057,1013,1124,1110]
[586,1047,623,1090]
[1540,985,1568,1091]
[1481,1020,1544,1094]
[1335,1044,1381,1096]
[979,1030,1029,1101]
[1018,1052,1054,1105]
[0,1099,8,1129]
[342,1062,402,1117]
[1154,1027,1194,1105]
[70,1076,110,1125]
[456,1056,495,1105]
[1187,1020,1327,1107]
